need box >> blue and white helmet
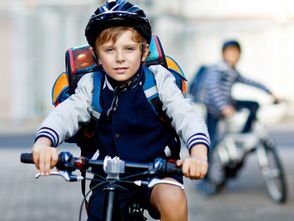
[85,0,152,48]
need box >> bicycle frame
[103,186,121,221]
[216,108,273,162]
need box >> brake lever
[35,171,84,182]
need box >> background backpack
[189,65,209,103]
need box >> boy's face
[223,46,241,67]
[96,30,149,82]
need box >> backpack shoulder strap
[89,71,104,121]
[143,66,158,100]
[143,66,167,120]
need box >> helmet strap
[140,42,149,63]
[92,49,99,64]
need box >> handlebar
[20,151,182,177]
[21,151,185,221]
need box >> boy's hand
[271,94,285,104]
[32,137,58,176]
[177,144,208,179]
[222,105,235,118]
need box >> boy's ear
[141,44,150,62]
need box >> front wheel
[207,144,227,189]
[256,139,287,203]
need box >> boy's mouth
[114,67,128,74]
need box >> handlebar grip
[166,162,183,175]
[19,151,81,171]
[20,153,34,164]
[154,158,183,175]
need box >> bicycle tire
[208,144,227,189]
[256,139,287,203]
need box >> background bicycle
[208,100,288,203]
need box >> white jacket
[36,65,210,150]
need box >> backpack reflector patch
[165,56,186,94]
[66,45,98,94]
[51,72,69,106]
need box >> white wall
[151,0,294,116]
[1,0,294,122]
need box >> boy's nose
[116,50,125,62]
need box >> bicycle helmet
[222,40,241,52]
[85,0,152,48]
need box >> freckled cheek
[132,60,141,71]
[99,55,115,67]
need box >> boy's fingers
[189,158,198,178]
[198,160,208,179]
[176,159,183,167]
[44,153,51,176]
[180,158,209,179]
[181,160,190,177]
[190,158,208,179]
[201,163,208,178]
[183,158,199,179]
[50,151,59,169]
[44,147,53,175]
[39,150,45,175]
[32,151,40,170]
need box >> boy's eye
[126,47,135,51]
[105,48,113,52]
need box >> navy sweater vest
[94,70,180,163]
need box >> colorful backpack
[51,34,187,204]
[52,34,186,119]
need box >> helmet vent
[107,0,119,11]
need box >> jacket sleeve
[237,74,272,94]
[35,73,94,146]
[149,65,210,151]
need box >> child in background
[197,39,278,195]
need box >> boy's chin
[108,75,133,85]
[113,76,131,82]
[111,74,135,82]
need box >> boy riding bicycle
[195,39,278,195]
[204,40,278,149]
[31,0,210,220]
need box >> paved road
[0,133,293,221]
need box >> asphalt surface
[0,129,293,221]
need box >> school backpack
[189,65,209,103]
[51,33,186,207]
[52,33,187,149]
